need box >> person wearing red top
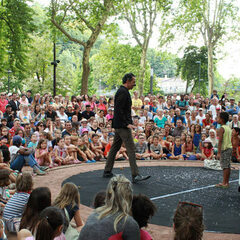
[9,119,24,138]
[202,112,214,128]
[97,97,107,115]
[201,139,214,160]
[0,93,8,113]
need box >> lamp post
[51,42,60,97]
[7,70,12,93]
[196,61,201,93]
[150,68,153,95]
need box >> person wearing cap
[82,105,95,120]
[201,139,214,160]
[106,108,114,121]
[0,92,8,114]
[79,119,91,135]
[8,119,24,138]
[103,73,150,183]
[226,98,239,116]
[196,108,205,125]
[9,135,46,175]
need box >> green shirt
[221,125,232,151]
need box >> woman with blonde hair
[79,174,140,240]
[53,182,83,238]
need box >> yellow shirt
[132,98,143,115]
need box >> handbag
[64,208,79,240]
[204,159,222,171]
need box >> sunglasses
[39,124,44,127]
[177,201,203,212]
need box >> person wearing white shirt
[56,106,68,122]
[196,108,205,125]
[209,98,221,120]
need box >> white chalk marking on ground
[150,179,238,201]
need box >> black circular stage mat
[63,166,240,234]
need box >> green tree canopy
[176,45,208,95]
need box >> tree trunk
[185,80,189,94]
[138,46,147,96]
[81,46,91,95]
[208,43,214,97]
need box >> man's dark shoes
[103,171,114,178]
[132,174,151,183]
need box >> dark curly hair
[132,194,156,228]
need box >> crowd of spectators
[0,88,239,239]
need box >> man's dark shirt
[82,111,95,120]
[3,111,15,128]
[45,110,57,121]
[9,100,20,112]
[65,111,75,119]
[73,111,82,121]
[112,85,132,129]
[27,96,33,104]
[62,130,71,138]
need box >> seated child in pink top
[35,139,53,166]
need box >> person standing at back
[103,73,150,183]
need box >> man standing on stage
[103,73,151,183]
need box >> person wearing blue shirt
[226,98,239,115]
[176,95,188,115]
[171,108,186,127]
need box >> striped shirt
[3,192,29,219]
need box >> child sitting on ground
[168,137,186,160]
[182,134,196,159]
[64,135,81,164]
[27,133,38,150]
[150,135,166,160]
[201,139,214,160]
[0,169,11,214]
[104,135,114,158]
[90,134,104,161]
[35,139,53,167]
[135,134,150,160]
[78,136,96,163]
[3,173,33,233]
[52,137,72,166]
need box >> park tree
[50,0,120,95]
[171,0,239,96]
[122,0,171,96]
[176,45,208,96]
[0,0,35,91]
[147,49,177,78]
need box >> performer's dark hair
[122,73,135,84]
